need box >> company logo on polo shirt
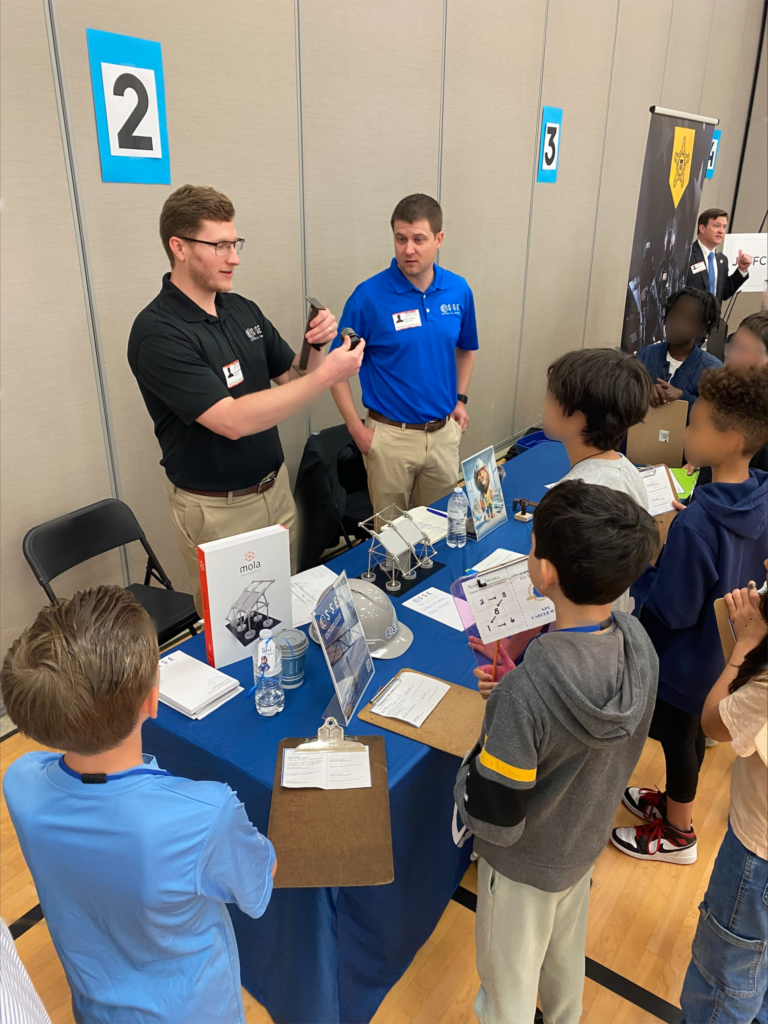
[245,325,263,341]
[440,303,461,315]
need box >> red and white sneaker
[610,818,698,864]
[622,786,666,822]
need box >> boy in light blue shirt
[2,586,276,1024]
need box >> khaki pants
[168,464,298,616]
[474,859,592,1024]
[362,415,462,514]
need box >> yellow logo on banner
[669,126,695,208]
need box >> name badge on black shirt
[223,359,244,388]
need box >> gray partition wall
[1,0,764,644]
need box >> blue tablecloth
[143,441,569,1024]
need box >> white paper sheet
[402,587,463,631]
[290,565,338,627]
[471,548,527,573]
[639,465,677,516]
[281,748,371,789]
[463,563,556,642]
[371,671,450,728]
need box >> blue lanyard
[554,615,614,635]
[519,616,613,664]
[58,756,172,785]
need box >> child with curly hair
[612,365,768,865]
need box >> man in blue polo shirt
[330,194,478,512]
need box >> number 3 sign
[86,29,170,184]
[537,105,563,184]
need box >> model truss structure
[226,579,280,643]
[357,504,437,593]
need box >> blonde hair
[1,586,158,755]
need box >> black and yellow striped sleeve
[453,691,537,848]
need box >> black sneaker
[622,785,666,821]
[610,818,697,864]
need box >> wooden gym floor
[1,728,734,1024]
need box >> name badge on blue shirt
[392,310,421,331]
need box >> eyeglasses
[177,237,245,256]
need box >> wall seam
[580,1,621,350]
[719,6,757,211]
[697,1,716,113]
[658,0,675,103]
[436,0,448,207]
[43,0,130,586]
[294,0,311,438]
[510,0,550,434]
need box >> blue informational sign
[86,28,170,184]
[705,129,721,180]
[537,106,563,184]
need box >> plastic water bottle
[446,487,469,548]
[253,629,285,717]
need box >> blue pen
[425,507,448,519]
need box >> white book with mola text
[198,524,292,668]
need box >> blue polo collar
[386,257,445,295]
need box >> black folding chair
[23,499,198,647]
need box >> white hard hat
[310,578,413,659]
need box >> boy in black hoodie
[454,481,659,1024]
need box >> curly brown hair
[698,364,768,456]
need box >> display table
[142,440,569,1024]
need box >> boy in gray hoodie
[454,480,659,1024]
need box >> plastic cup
[274,629,309,689]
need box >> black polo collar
[160,273,229,323]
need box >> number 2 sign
[537,106,563,184]
[86,29,170,184]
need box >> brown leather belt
[368,409,448,433]
[181,471,277,498]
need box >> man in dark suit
[686,207,752,302]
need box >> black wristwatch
[457,394,469,405]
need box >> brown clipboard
[267,735,394,888]
[714,598,736,662]
[627,400,688,468]
[358,669,486,759]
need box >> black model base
[357,560,445,598]
[226,616,283,647]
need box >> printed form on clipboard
[459,558,556,643]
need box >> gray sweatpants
[474,859,592,1024]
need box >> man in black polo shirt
[128,184,364,613]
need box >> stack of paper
[371,671,450,728]
[159,650,243,719]
[291,565,338,627]
[391,507,448,545]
